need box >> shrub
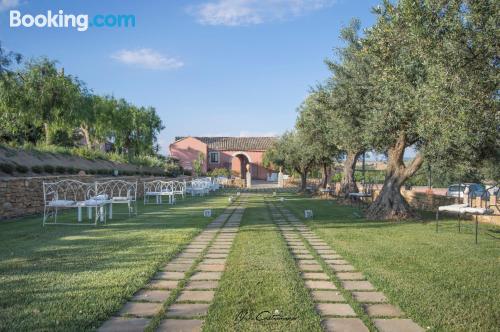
[67,166,77,174]
[183,169,193,176]
[31,165,43,173]
[43,165,54,173]
[97,169,109,175]
[55,166,66,174]
[15,164,29,173]
[87,169,96,175]
[208,167,230,178]
[0,163,14,174]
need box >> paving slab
[311,290,345,302]
[298,263,323,271]
[322,318,369,332]
[317,249,336,253]
[177,290,215,302]
[170,258,196,265]
[295,254,315,259]
[316,303,356,317]
[190,272,222,280]
[335,272,364,280]
[321,254,342,260]
[305,280,337,290]
[211,245,232,249]
[185,280,219,290]
[206,249,230,254]
[198,264,225,272]
[177,253,200,259]
[202,258,226,264]
[328,259,350,265]
[184,248,204,253]
[147,280,179,289]
[373,319,424,332]
[119,302,162,317]
[302,272,330,280]
[154,271,185,280]
[166,303,210,317]
[330,264,356,272]
[132,289,171,302]
[364,304,403,317]
[297,259,318,265]
[163,264,192,272]
[205,253,228,259]
[186,244,206,249]
[157,319,203,332]
[342,281,375,291]
[98,317,150,332]
[352,291,387,303]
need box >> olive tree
[264,130,317,191]
[364,0,498,220]
[324,19,372,197]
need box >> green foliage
[0,44,165,165]
[43,165,54,173]
[31,165,42,173]
[208,167,230,178]
[0,163,14,174]
[55,165,66,174]
[193,152,205,176]
[164,158,183,177]
[15,164,29,173]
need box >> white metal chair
[144,180,175,204]
[96,180,138,217]
[43,180,110,226]
[172,180,186,200]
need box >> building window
[209,151,220,164]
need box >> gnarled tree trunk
[80,125,92,149]
[366,135,424,220]
[321,164,331,189]
[300,173,307,192]
[339,151,361,197]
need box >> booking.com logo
[9,10,135,32]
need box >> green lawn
[0,195,229,332]
[1,192,498,332]
[203,194,323,331]
[280,194,500,332]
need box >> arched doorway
[231,153,251,179]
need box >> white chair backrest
[96,180,137,200]
[43,180,94,204]
[173,181,186,193]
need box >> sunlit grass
[0,194,229,332]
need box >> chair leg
[475,215,478,244]
[435,210,439,233]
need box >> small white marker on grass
[204,209,212,217]
[304,210,313,218]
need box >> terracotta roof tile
[175,136,277,151]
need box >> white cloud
[111,49,184,70]
[0,0,19,11]
[188,0,335,26]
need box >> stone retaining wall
[0,175,191,220]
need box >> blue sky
[1,0,381,155]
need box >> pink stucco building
[169,137,277,180]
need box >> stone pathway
[156,198,245,331]
[98,198,245,332]
[268,200,424,332]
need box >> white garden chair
[43,179,111,226]
[143,180,175,204]
[436,189,493,243]
[96,180,138,217]
[172,180,186,200]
